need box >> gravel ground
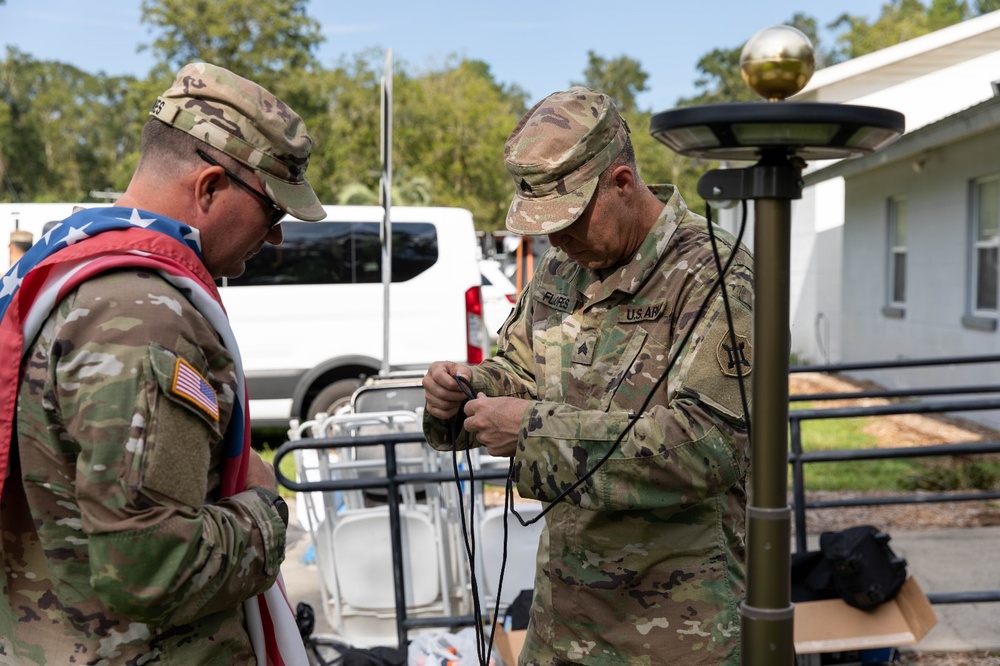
[796,488,1000,535]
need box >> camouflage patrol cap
[504,86,630,236]
[150,62,326,222]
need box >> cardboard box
[492,580,933,663]
[794,577,937,654]
[494,628,526,666]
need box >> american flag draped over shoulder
[0,206,306,666]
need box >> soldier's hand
[463,393,530,458]
[423,361,473,419]
[244,449,278,493]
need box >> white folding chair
[477,503,544,614]
[288,377,473,648]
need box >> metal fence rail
[275,354,1000,646]
[788,353,1000,606]
[274,432,510,648]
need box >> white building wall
[785,40,1000,367]
[840,130,1000,431]
[788,189,817,364]
[788,179,847,365]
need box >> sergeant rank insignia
[572,331,597,365]
[171,358,220,421]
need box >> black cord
[705,202,753,435]
[502,203,751,528]
[447,203,751,664]
[450,375,503,666]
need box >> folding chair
[288,376,473,648]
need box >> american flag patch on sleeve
[171,357,220,421]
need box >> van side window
[226,221,438,286]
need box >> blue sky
[2,0,889,108]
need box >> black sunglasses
[196,149,285,228]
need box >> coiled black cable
[447,200,752,665]
[448,378,507,666]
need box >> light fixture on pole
[649,25,904,666]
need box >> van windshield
[226,221,438,286]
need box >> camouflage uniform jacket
[1,268,286,664]
[426,186,753,665]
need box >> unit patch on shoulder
[717,334,753,377]
[171,357,220,421]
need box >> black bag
[819,525,907,611]
[504,588,533,630]
[790,549,838,603]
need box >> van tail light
[465,286,486,364]
[505,294,516,304]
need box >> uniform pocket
[140,343,222,508]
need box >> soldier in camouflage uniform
[0,62,325,664]
[423,87,753,665]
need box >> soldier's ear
[609,165,635,196]
[195,165,225,214]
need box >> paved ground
[282,519,337,637]
[890,527,1000,653]
[798,526,1000,656]
[279,499,1000,662]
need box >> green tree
[309,54,529,230]
[829,0,974,61]
[394,58,528,230]
[626,107,716,216]
[334,168,432,206]
[139,0,324,89]
[304,49,385,207]
[677,46,759,107]
[574,52,649,114]
[0,48,137,202]
[678,13,833,107]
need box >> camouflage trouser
[518,628,583,666]
[516,622,735,666]
[517,633,667,666]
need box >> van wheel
[307,379,361,420]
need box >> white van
[1,203,487,426]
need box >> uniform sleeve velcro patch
[171,357,220,421]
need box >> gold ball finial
[740,25,815,101]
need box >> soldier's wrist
[251,486,289,527]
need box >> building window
[883,196,907,318]
[972,177,999,316]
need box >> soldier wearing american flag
[0,62,326,665]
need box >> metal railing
[275,353,1000,647]
[275,432,510,649]
[788,353,1000,605]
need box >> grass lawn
[793,412,917,491]
[792,403,1000,492]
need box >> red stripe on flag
[258,593,285,666]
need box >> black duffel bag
[791,525,908,611]
[819,525,908,611]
